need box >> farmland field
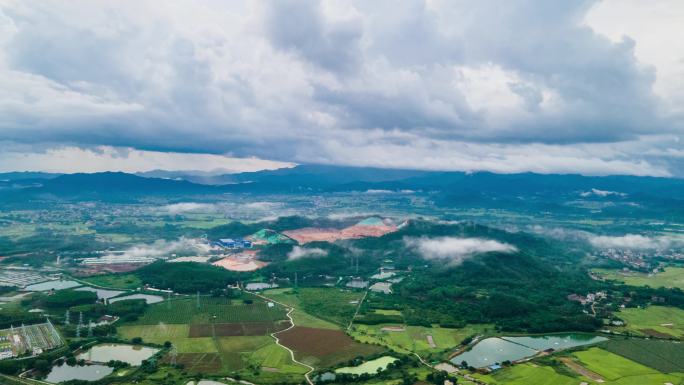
[572,347,684,384]
[614,305,684,338]
[130,296,287,325]
[261,288,340,329]
[600,338,684,373]
[188,321,289,337]
[263,287,363,326]
[117,324,217,353]
[117,294,307,384]
[475,363,581,385]
[351,324,490,355]
[278,326,385,367]
[216,336,272,371]
[593,267,684,290]
[117,324,189,344]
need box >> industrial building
[217,238,253,249]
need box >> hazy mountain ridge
[2,166,684,207]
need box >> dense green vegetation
[37,290,98,309]
[135,262,242,293]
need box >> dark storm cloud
[265,0,363,74]
[0,0,681,175]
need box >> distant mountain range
[2,165,684,216]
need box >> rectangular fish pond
[451,333,607,368]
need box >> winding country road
[250,291,315,385]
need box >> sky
[0,0,683,176]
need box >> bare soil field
[283,224,397,244]
[640,328,674,338]
[278,326,384,367]
[559,357,604,382]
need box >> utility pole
[196,291,200,310]
[294,272,298,289]
[64,310,70,326]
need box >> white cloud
[589,234,684,250]
[162,202,215,214]
[0,144,293,173]
[287,246,327,260]
[105,237,213,260]
[585,0,684,113]
[580,188,627,197]
[244,202,281,210]
[0,1,682,176]
[405,236,517,264]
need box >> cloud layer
[104,237,213,261]
[405,236,517,264]
[589,234,684,250]
[0,1,683,175]
[287,246,327,261]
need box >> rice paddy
[572,347,684,384]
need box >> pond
[77,343,160,365]
[335,356,398,375]
[451,334,608,368]
[108,294,164,304]
[25,280,81,291]
[44,363,113,383]
[75,286,125,300]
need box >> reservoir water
[75,286,125,300]
[44,364,113,383]
[77,343,159,365]
[451,334,607,368]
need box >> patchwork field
[117,293,308,383]
[188,321,289,337]
[475,363,581,385]
[594,267,684,290]
[572,347,684,384]
[278,326,385,367]
[263,287,363,326]
[261,288,338,329]
[614,305,684,338]
[600,338,684,373]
